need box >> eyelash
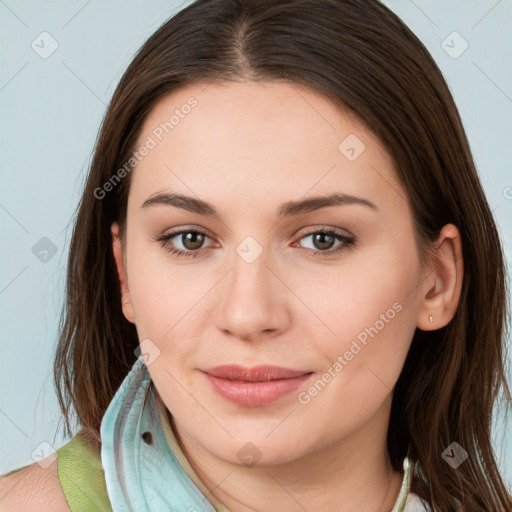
[154,227,356,259]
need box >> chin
[208,433,311,468]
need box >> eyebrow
[141,191,378,219]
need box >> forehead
[129,80,400,214]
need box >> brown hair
[54,0,511,510]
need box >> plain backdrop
[1,0,511,485]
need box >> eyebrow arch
[141,191,378,219]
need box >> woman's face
[112,80,432,466]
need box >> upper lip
[202,365,312,382]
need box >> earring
[429,314,434,324]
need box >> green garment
[56,433,113,511]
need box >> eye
[293,228,356,257]
[155,228,215,258]
[154,227,356,259]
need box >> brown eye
[180,231,206,251]
[295,228,356,257]
[155,228,215,258]
[310,232,336,251]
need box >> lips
[201,365,314,407]
[203,365,311,382]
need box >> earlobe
[417,224,464,331]
[111,222,135,324]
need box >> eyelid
[162,224,216,239]
[295,225,354,239]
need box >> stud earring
[429,314,434,324]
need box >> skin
[111,80,463,512]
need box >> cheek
[305,243,420,399]
[125,232,194,332]
[315,243,418,346]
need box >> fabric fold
[100,357,218,511]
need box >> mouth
[201,365,314,407]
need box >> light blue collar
[100,357,416,511]
[100,357,218,511]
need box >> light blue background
[1,0,511,486]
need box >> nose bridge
[228,235,272,308]
[214,234,286,339]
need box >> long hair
[53,1,511,510]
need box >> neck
[165,397,405,512]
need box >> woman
[1,0,510,510]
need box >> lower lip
[202,372,314,407]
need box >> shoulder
[0,453,70,512]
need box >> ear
[111,222,135,324]
[416,224,464,331]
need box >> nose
[214,247,291,342]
